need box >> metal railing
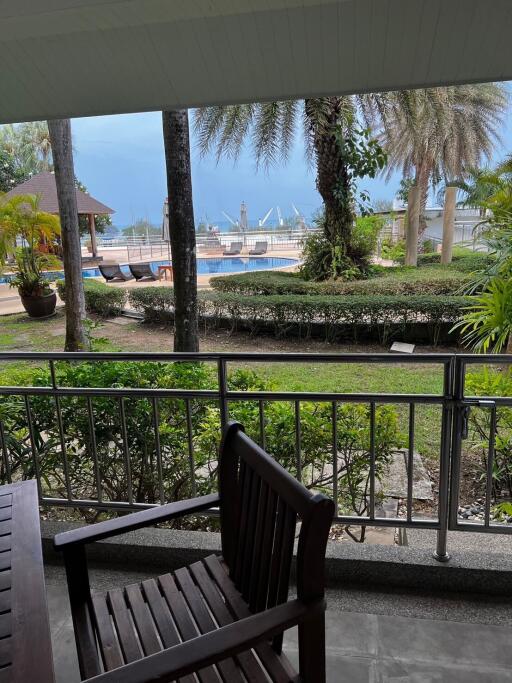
[0,351,511,561]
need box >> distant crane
[276,206,284,227]
[258,207,273,227]
[222,211,239,228]
[292,203,307,231]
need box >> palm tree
[0,193,60,264]
[380,84,507,264]
[195,97,377,264]
[48,119,89,351]
[162,110,199,352]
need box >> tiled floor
[47,572,512,683]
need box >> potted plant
[0,193,61,318]
[9,248,58,318]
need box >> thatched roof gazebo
[5,171,114,258]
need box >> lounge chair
[128,262,157,281]
[223,241,243,256]
[98,263,132,282]
[249,240,268,255]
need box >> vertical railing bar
[259,400,266,450]
[152,397,165,505]
[331,401,338,517]
[24,395,42,499]
[218,359,229,430]
[0,420,11,484]
[484,406,497,528]
[407,403,415,523]
[369,402,376,520]
[86,396,102,503]
[51,356,72,501]
[436,357,456,562]
[185,399,197,497]
[294,400,302,482]
[119,397,133,505]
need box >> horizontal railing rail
[1,352,512,560]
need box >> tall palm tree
[162,110,199,352]
[48,119,89,351]
[195,97,372,262]
[380,84,507,264]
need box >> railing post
[434,359,455,562]
[218,358,228,430]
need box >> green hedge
[128,286,469,344]
[211,267,469,296]
[57,279,127,317]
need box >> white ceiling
[0,0,511,123]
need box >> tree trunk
[308,98,355,266]
[441,186,457,265]
[405,183,420,266]
[162,110,199,352]
[47,119,89,351]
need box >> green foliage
[465,369,512,499]
[57,279,126,317]
[9,248,57,297]
[123,218,161,238]
[452,277,512,352]
[211,266,470,297]
[128,287,175,323]
[381,238,406,262]
[0,362,404,531]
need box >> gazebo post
[88,213,98,258]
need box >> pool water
[83,257,297,277]
[0,257,297,283]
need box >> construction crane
[258,207,273,227]
[276,206,284,227]
[292,203,307,231]
[222,211,239,228]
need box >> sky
[70,94,512,228]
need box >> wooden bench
[0,480,55,682]
[55,422,334,682]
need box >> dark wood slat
[0,510,11,523]
[0,589,10,614]
[272,505,296,653]
[0,496,12,510]
[0,636,11,667]
[107,589,142,664]
[254,489,278,612]
[0,521,11,537]
[0,571,10,592]
[141,579,196,683]
[0,666,13,683]
[241,473,262,601]
[267,498,287,610]
[91,592,124,671]
[248,480,269,611]
[0,612,11,638]
[204,555,297,683]
[124,584,161,657]
[190,561,268,683]
[159,573,220,683]
[232,460,252,587]
[0,554,10,573]
[175,567,244,683]
[0,536,11,553]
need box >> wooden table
[0,481,55,682]
[157,264,174,281]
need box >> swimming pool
[83,257,297,278]
[0,257,298,284]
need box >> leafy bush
[211,266,470,296]
[57,279,126,317]
[465,369,512,499]
[128,287,175,322]
[202,292,468,344]
[381,238,406,262]
[396,250,495,271]
[0,362,404,535]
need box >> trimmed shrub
[57,279,126,317]
[128,287,175,322]
[211,267,470,296]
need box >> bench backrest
[218,422,334,612]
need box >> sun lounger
[128,262,157,281]
[98,263,132,282]
[223,241,243,256]
[249,240,268,255]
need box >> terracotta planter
[20,290,57,318]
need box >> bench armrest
[54,494,220,549]
[83,598,324,683]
